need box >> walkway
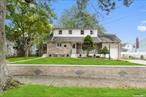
[9,57,43,64]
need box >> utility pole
[109,43,111,60]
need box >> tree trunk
[24,43,32,57]
[0,0,9,92]
[87,51,89,57]
[25,47,30,57]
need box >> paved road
[126,60,146,65]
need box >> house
[121,37,146,59]
[47,28,121,59]
[121,43,135,52]
[6,40,17,57]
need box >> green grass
[7,57,141,65]
[0,85,146,97]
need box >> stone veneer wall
[8,66,146,88]
[47,42,71,55]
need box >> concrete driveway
[126,60,146,65]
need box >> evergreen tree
[82,35,94,57]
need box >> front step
[71,54,78,58]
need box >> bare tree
[0,0,9,92]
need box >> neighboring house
[6,40,38,57]
[121,43,135,52]
[47,28,121,59]
[6,40,17,57]
[121,38,146,59]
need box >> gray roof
[48,34,121,43]
[99,34,121,43]
[49,37,101,43]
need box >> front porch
[70,43,102,58]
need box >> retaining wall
[8,65,146,88]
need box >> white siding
[53,29,98,37]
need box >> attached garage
[99,34,121,59]
[110,47,119,59]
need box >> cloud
[141,20,146,25]
[137,25,146,32]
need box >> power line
[89,0,104,20]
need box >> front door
[76,43,81,54]
[72,43,76,54]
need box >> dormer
[53,29,98,37]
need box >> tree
[98,0,133,14]
[57,1,105,34]
[57,0,133,30]
[99,46,109,58]
[82,35,94,57]
[6,0,55,57]
[0,0,9,92]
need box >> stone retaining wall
[8,66,146,88]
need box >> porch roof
[49,37,101,43]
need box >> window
[90,30,93,35]
[69,30,72,34]
[64,44,67,47]
[81,30,84,35]
[57,43,61,47]
[72,44,76,48]
[59,30,62,34]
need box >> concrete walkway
[9,57,43,64]
[126,60,146,65]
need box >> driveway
[126,60,146,65]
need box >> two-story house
[47,28,121,59]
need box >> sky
[51,0,146,44]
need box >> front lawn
[7,57,141,65]
[0,85,146,97]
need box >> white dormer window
[81,30,84,35]
[90,30,93,35]
[69,30,72,34]
[59,30,62,34]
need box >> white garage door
[110,48,119,59]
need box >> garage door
[110,48,119,59]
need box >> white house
[47,28,121,59]
[121,37,146,59]
[6,40,17,57]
